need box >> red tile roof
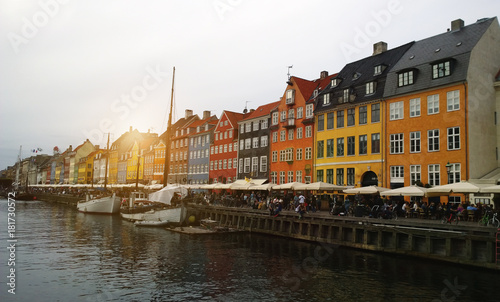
[241,101,280,121]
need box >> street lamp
[445,162,452,184]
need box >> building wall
[210,114,238,183]
[188,131,211,184]
[237,117,271,180]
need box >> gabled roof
[218,110,249,130]
[240,101,280,122]
[384,17,496,97]
[315,42,414,113]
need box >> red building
[209,110,250,183]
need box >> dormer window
[313,89,318,98]
[197,126,200,133]
[342,88,350,103]
[286,89,295,105]
[374,65,386,75]
[352,72,361,80]
[331,78,340,87]
[366,82,376,95]
[432,60,451,79]
[181,129,184,135]
[323,93,330,105]
[398,70,414,87]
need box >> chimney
[129,126,133,132]
[451,19,464,31]
[185,109,193,118]
[203,110,211,119]
[95,145,100,150]
[373,41,388,55]
[320,71,329,79]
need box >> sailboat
[77,134,121,214]
[119,67,187,225]
[13,146,36,201]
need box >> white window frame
[428,129,440,152]
[297,107,303,119]
[447,127,460,150]
[252,137,259,148]
[305,104,314,118]
[410,165,421,185]
[305,126,312,138]
[390,101,404,120]
[390,133,404,154]
[410,131,421,153]
[427,94,439,115]
[305,147,312,160]
[260,136,268,147]
[409,98,420,117]
[447,90,460,111]
[260,156,267,172]
[428,164,440,186]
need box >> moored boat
[77,193,121,214]
[134,219,170,227]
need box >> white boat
[121,204,186,225]
[77,193,121,214]
[134,219,170,227]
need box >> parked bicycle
[441,210,459,225]
[479,211,500,227]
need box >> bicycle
[441,211,459,225]
[478,211,493,226]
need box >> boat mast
[104,133,110,190]
[163,67,175,187]
[14,145,22,191]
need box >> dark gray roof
[315,42,414,113]
[383,17,496,97]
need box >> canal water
[0,198,498,302]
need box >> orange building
[269,72,333,184]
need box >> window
[261,119,268,129]
[228,143,232,153]
[317,114,324,131]
[432,61,451,79]
[359,106,367,125]
[343,89,350,103]
[245,138,251,149]
[280,130,286,142]
[279,171,285,184]
[447,127,460,150]
[210,161,213,171]
[305,126,312,138]
[296,127,303,139]
[410,98,420,117]
[280,111,286,122]
[297,107,303,119]
[271,172,277,184]
[223,159,227,169]
[410,131,421,153]
[288,129,294,140]
[288,171,294,183]
[229,130,232,138]
[371,103,380,123]
[410,165,421,185]
[224,144,227,153]
[326,139,334,157]
[272,132,278,143]
[252,137,259,148]
[326,113,334,130]
[448,163,461,184]
[272,151,278,162]
[251,157,258,172]
[428,129,440,152]
[371,133,380,154]
[296,148,303,160]
[288,109,295,119]
[323,93,330,105]
[286,89,295,104]
[374,65,383,75]
[447,90,460,111]
[390,101,404,120]
[390,133,404,154]
[359,135,367,155]
[366,82,375,95]
[331,78,340,87]
[224,131,227,139]
[336,168,344,185]
[398,70,414,86]
[337,138,344,156]
[347,136,355,156]
[296,170,302,183]
[427,94,439,115]
[390,166,404,182]
[245,122,251,133]
[326,169,334,184]
[259,156,267,172]
[305,147,312,160]
[214,161,218,170]
[347,168,355,186]
[337,110,344,128]
[244,158,250,173]
[306,104,314,118]
[428,164,440,186]
[347,108,355,126]
[317,141,324,158]
[239,140,244,150]
[284,148,294,162]
[272,112,279,125]
[228,159,232,170]
[253,121,259,131]
[317,170,324,182]
[260,136,268,147]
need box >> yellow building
[313,42,413,187]
[126,141,144,183]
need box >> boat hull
[121,206,186,225]
[77,195,121,214]
[134,220,170,227]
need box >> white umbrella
[250,183,275,191]
[380,185,429,197]
[272,182,306,190]
[426,181,481,194]
[343,185,389,195]
[295,181,347,191]
[479,184,500,193]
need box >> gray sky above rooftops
[1,0,499,169]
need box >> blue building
[187,113,218,185]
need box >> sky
[1,0,499,170]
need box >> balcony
[283,118,296,128]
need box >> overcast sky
[1,0,499,170]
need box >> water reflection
[0,199,498,302]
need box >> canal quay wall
[35,193,80,205]
[188,205,500,270]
